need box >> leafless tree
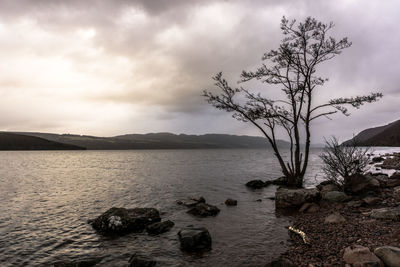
[320,136,370,188]
[203,16,382,187]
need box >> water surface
[0,149,326,266]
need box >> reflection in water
[0,149,325,266]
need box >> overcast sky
[0,0,399,142]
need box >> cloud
[0,0,399,140]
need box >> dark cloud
[0,0,399,140]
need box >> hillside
[343,119,400,146]
[7,132,291,150]
[0,133,85,150]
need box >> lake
[0,148,329,266]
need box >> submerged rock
[245,180,265,189]
[343,245,383,266]
[146,220,174,235]
[176,196,206,207]
[52,257,103,267]
[178,227,212,252]
[275,188,320,209]
[89,207,160,235]
[225,198,237,206]
[128,254,157,267]
[187,203,220,217]
[374,246,400,267]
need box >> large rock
[187,203,220,217]
[89,207,161,234]
[387,174,400,187]
[323,191,348,203]
[275,188,321,209]
[317,181,340,193]
[146,220,174,235]
[370,207,400,221]
[345,174,380,194]
[324,212,346,224]
[374,246,400,267]
[246,180,266,189]
[128,254,156,267]
[343,245,383,266]
[178,227,212,252]
[380,157,400,169]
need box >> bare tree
[320,136,370,189]
[203,16,382,187]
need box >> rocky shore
[270,152,400,266]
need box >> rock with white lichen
[89,207,161,235]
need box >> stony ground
[280,187,400,266]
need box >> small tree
[319,137,370,189]
[203,16,382,187]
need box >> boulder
[128,254,156,267]
[299,202,320,213]
[380,157,400,169]
[317,181,340,193]
[387,174,400,188]
[178,227,212,252]
[275,188,321,209]
[89,207,160,235]
[370,207,400,221]
[345,174,380,194]
[346,200,363,208]
[343,245,383,266]
[225,198,237,206]
[246,180,265,189]
[323,191,348,202]
[324,213,346,224]
[176,196,206,207]
[374,246,400,267]
[187,203,220,217]
[146,220,174,235]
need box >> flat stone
[246,180,265,189]
[374,246,400,267]
[324,213,346,224]
[323,191,348,202]
[370,207,400,221]
[343,245,383,266]
[363,196,381,206]
[299,202,320,213]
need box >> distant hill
[0,133,85,150]
[343,119,400,146]
[6,132,291,150]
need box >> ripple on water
[0,149,331,266]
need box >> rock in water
[343,245,383,266]
[146,220,174,235]
[129,254,157,267]
[245,180,265,189]
[374,246,400,267]
[225,198,238,206]
[187,203,220,217]
[275,188,320,209]
[89,207,160,235]
[176,196,206,207]
[178,227,212,252]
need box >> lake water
[0,148,331,266]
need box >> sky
[0,0,399,143]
